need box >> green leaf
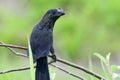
[106,53,111,64]
[111,65,120,72]
[28,39,35,80]
[94,53,106,64]
[111,65,118,72]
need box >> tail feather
[35,57,50,80]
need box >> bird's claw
[51,54,57,62]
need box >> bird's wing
[30,28,52,61]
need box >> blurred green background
[0,0,120,80]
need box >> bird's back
[30,25,53,62]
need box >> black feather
[28,8,65,80]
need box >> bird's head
[43,8,65,21]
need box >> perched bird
[29,8,65,80]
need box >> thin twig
[0,44,26,50]
[0,64,85,80]
[0,67,31,74]
[0,42,106,80]
[56,58,105,80]
[0,42,27,57]
[50,64,85,80]
[0,42,84,80]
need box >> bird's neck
[40,18,56,30]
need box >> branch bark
[0,64,85,80]
[0,42,106,80]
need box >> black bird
[29,8,65,80]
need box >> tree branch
[50,64,86,80]
[0,64,85,80]
[0,42,27,57]
[0,43,26,50]
[0,67,31,74]
[0,42,106,80]
[0,42,84,80]
[57,58,105,80]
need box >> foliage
[28,39,35,80]
[94,53,120,80]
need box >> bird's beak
[56,8,65,16]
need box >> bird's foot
[51,54,57,62]
[49,54,57,64]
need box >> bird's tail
[35,57,50,80]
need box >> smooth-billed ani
[28,8,65,80]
